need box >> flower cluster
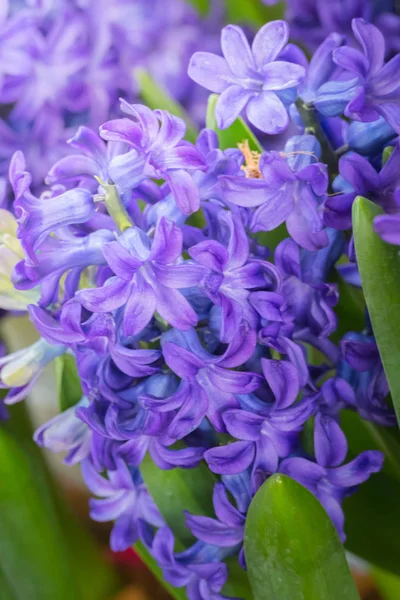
[2,14,400,600]
[0,0,221,199]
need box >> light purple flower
[77,217,203,336]
[188,21,305,134]
[81,458,164,552]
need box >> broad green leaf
[186,0,209,16]
[135,69,198,143]
[3,401,120,600]
[245,474,360,600]
[353,196,400,427]
[135,541,187,600]
[226,0,285,27]
[340,410,400,575]
[0,427,79,600]
[55,353,83,412]
[140,454,253,598]
[206,94,262,152]
[140,454,215,547]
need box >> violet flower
[188,21,305,134]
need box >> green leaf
[340,410,400,575]
[206,94,262,152]
[55,353,83,412]
[135,69,198,143]
[3,401,120,600]
[135,541,187,600]
[0,427,79,600]
[353,196,400,427]
[245,474,360,600]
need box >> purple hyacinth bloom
[189,211,279,342]
[100,101,207,215]
[326,141,400,230]
[220,135,329,251]
[10,151,94,264]
[34,398,91,465]
[144,326,259,436]
[186,481,247,568]
[77,217,203,336]
[316,19,400,132]
[281,413,383,541]
[13,229,115,307]
[151,527,234,600]
[205,358,314,485]
[81,458,164,552]
[188,21,305,134]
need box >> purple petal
[341,338,378,371]
[280,457,325,492]
[216,85,254,129]
[223,409,263,441]
[185,514,243,547]
[163,342,204,379]
[122,277,156,337]
[252,20,289,67]
[208,366,261,394]
[77,277,129,313]
[262,61,305,91]
[374,213,400,245]
[153,285,198,330]
[188,52,233,94]
[352,18,385,77]
[205,441,255,475]
[189,240,228,271]
[150,217,183,264]
[314,414,348,468]
[328,451,383,487]
[166,170,200,215]
[261,358,300,409]
[247,91,289,134]
[213,483,245,527]
[221,25,254,78]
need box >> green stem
[295,99,339,180]
[96,178,133,232]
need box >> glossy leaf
[3,401,120,600]
[353,196,400,427]
[245,474,360,600]
[206,94,262,152]
[55,353,83,412]
[135,69,198,143]
[341,410,400,575]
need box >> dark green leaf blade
[352,196,400,427]
[341,410,400,575]
[55,353,83,412]
[206,94,262,152]
[135,69,198,143]
[245,474,360,600]
[186,0,209,16]
[0,427,79,600]
[226,0,285,27]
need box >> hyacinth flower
[188,20,306,134]
[220,135,329,251]
[326,140,400,229]
[4,9,400,600]
[316,18,400,132]
[280,413,383,541]
[81,458,164,552]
